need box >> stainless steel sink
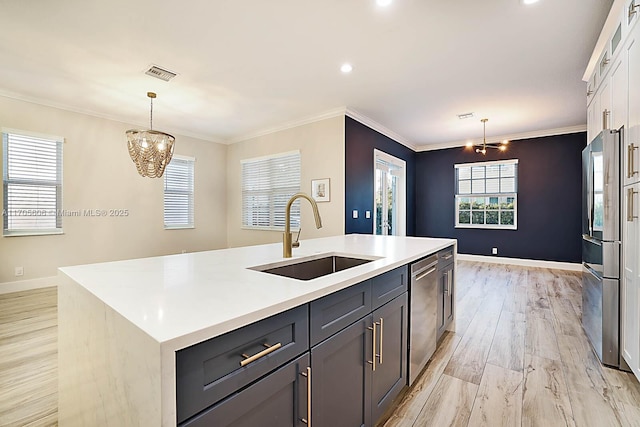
[249,254,378,281]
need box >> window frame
[241,150,301,231]
[2,128,64,237]
[454,159,518,230]
[163,155,195,230]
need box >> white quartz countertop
[58,235,456,351]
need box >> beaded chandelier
[126,92,175,178]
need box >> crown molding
[344,108,417,151]
[226,107,348,144]
[416,124,587,152]
[0,91,225,144]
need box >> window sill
[455,225,517,230]
[164,225,195,230]
[3,230,64,237]
[241,226,300,232]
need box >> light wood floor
[0,287,57,427]
[384,261,640,427]
[2,264,640,426]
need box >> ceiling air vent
[145,65,177,82]
[457,112,475,120]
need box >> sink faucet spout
[284,192,323,257]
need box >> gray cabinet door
[311,316,372,427]
[371,294,408,422]
[180,353,310,427]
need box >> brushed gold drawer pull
[378,317,384,365]
[240,342,282,367]
[628,188,638,222]
[300,367,312,426]
[629,143,638,178]
[367,322,378,371]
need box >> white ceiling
[0,0,612,149]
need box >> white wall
[0,96,227,288]
[226,116,345,247]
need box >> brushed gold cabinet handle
[628,188,638,222]
[629,143,639,178]
[378,317,384,365]
[240,342,282,367]
[300,367,311,426]
[367,321,378,371]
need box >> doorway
[374,149,406,236]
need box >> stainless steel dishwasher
[408,253,439,385]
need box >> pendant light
[126,92,175,178]
[466,118,508,155]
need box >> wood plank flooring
[2,263,640,426]
[0,287,57,426]
[384,261,640,427]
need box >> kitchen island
[57,234,456,426]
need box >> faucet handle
[292,227,301,248]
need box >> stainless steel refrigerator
[582,128,622,367]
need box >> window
[241,151,301,230]
[455,159,518,229]
[2,129,63,236]
[164,156,195,229]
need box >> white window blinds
[2,130,63,236]
[164,156,195,229]
[241,151,301,230]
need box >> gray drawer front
[180,353,310,427]
[437,246,455,270]
[372,266,408,309]
[176,305,309,423]
[310,280,371,346]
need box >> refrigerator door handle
[587,153,594,236]
[583,262,601,279]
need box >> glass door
[374,150,405,236]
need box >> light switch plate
[366,211,371,218]
[352,210,358,219]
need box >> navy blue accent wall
[415,132,586,263]
[345,117,416,235]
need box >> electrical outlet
[352,210,358,219]
[492,247,498,255]
[366,211,371,219]
[181,249,187,254]
[15,266,24,277]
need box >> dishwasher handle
[414,266,437,282]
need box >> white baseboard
[457,254,582,272]
[0,276,57,295]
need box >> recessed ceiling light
[522,0,539,5]
[376,0,393,6]
[340,63,353,73]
